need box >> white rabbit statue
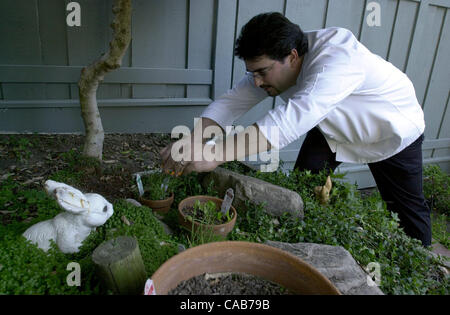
[23,180,114,254]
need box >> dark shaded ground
[0,133,171,203]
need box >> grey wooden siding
[0,0,449,187]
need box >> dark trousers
[294,127,432,246]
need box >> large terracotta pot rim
[178,195,237,229]
[150,241,341,295]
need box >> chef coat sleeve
[200,74,267,131]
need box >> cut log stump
[92,236,147,295]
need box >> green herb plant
[186,200,232,226]
[181,200,230,248]
[141,171,174,200]
[423,164,450,216]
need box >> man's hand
[159,141,182,176]
[158,118,273,176]
[160,139,222,176]
[182,159,221,175]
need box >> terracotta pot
[151,241,341,295]
[178,195,237,238]
[140,192,174,214]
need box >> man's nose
[254,76,264,87]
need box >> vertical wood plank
[66,0,109,66]
[387,0,419,72]
[405,1,444,105]
[325,0,366,38]
[285,0,328,31]
[66,0,123,100]
[359,0,398,59]
[213,0,238,99]
[1,0,45,100]
[0,0,42,65]
[38,0,70,99]
[187,0,215,99]
[433,94,450,172]
[423,8,450,149]
[131,0,188,98]
[67,0,108,99]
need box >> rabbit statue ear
[45,180,83,200]
[55,187,90,214]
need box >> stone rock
[202,167,304,219]
[265,241,384,295]
[125,198,142,207]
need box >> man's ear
[288,48,299,65]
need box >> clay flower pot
[178,195,237,238]
[140,192,174,215]
[150,241,341,295]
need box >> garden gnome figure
[314,176,332,205]
[22,180,114,253]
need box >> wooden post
[92,236,147,295]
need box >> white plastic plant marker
[136,174,144,197]
[144,279,156,295]
[161,176,169,193]
[220,188,234,215]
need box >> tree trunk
[92,236,148,295]
[78,0,132,160]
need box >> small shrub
[228,167,449,295]
[140,171,174,200]
[0,194,179,294]
[423,164,450,216]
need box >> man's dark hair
[234,12,308,61]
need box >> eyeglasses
[245,61,276,79]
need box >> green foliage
[101,200,179,275]
[0,135,35,160]
[228,167,449,295]
[431,212,450,249]
[423,164,450,216]
[0,190,179,294]
[141,171,174,200]
[1,157,448,295]
[0,178,59,225]
[186,200,232,225]
[48,149,101,187]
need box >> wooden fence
[0,0,449,186]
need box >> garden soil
[0,133,171,224]
[168,272,292,295]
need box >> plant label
[144,279,156,295]
[136,174,144,197]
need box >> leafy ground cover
[0,134,448,295]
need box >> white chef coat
[200,27,425,164]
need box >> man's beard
[261,85,279,97]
